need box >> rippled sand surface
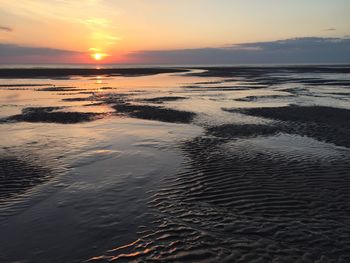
[0,66,350,262]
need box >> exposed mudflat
[0,66,350,262]
[142,96,187,103]
[112,103,195,124]
[2,107,105,124]
[236,106,350,148]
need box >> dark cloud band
[130,37,350,64]
[1,37,350,64]
[0,26,13,32]
[0,44,81,57]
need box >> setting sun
[92,53,105,61]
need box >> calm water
[0,67,350,262]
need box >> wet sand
[0,157,53,200]
[0,66,350,262]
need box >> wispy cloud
[80,18,109,28]
[0,26,13,32]
[129,37,350,64]
[324,28,336,31]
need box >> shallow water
[0,67,350,262]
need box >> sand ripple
[0,157,53,202]
[91,129,350,262]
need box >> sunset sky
[0,0,349,64]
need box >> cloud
[80,18,109,28]
[0,26,13,32]
[324,28,336,31]
[2,37,350,65]
[0,43,80,56]
[129,37,350,64]
[0,43,83,63]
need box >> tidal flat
[0,66,350,262]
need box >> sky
[0,0,349,64]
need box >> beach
[0,66,350,262]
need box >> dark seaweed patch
[99,87,117,90]
[0,84,52,87]
[142,96,187,103]
[235,94,295,102]
[240,106,350,126]
[84,102,106,106]
[227,106,350,147]
[3,107,103,124]
[62,97,92,102]
[37,86,85,92]
[325,92,350,96]
[113,103,195,124]
[184,85,262,91]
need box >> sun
[89,48,109,62]
[93,53,104,61]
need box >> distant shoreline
[0,68,189,78]
[0,63,350,69]
[0,65,349,78]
